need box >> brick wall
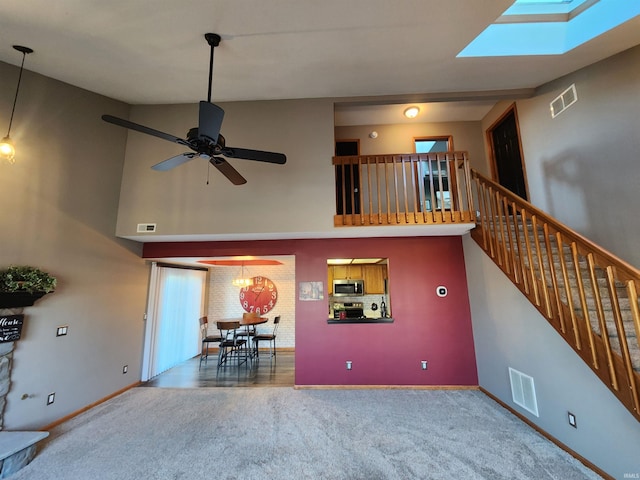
[207,257,296,348]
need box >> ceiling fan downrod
[204,33,221,103]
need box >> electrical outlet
[47,392,55,405]
[56,326,68,337]
[346,361,352,370]
[568,412,577,428]
[421,360,428,370]
[122,365,128,374]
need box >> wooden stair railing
[471,170,640,422]
[333,152,474,227]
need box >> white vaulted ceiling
[1,0,639,109]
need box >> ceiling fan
[101,33,286,185]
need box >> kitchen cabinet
[328,267,334,294]
[363,265,387,294]
[331,264,363,280]
[328,263,388,295]
[329,264,387,295]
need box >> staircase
[471,170,640,421]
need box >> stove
[332,301,364,319]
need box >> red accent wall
[143,236,478,386]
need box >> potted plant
[0,265,57,308]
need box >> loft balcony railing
[332,152,474,227]
[470,170,640,422]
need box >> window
[414,136,452,154]
[414,136,453,211]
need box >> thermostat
[436,286,448,297]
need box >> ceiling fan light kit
[1,45,33,164]
[101,33,286,185]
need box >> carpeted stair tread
[496,213,640,377]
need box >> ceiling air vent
[136,223,157,233]
[509,367,539,417]
[550,84,577,118]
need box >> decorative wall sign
[0,314,24,343]
[239,276,278,314]
[299,281,324,301]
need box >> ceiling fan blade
[222,147,287,164]
[152,153,199,171]
[198,101,224,143]
[102,115,192,148]
[210,157,247,185]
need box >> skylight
[504,0,591,16]
[458,0,640,57]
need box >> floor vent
[550,84,578,118]
[509,367,539,417]
[136,223,157,233]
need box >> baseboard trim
[479,387,612,480]
[41,382,141,431]
[294,384,480,390]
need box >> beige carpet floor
[12,387,602,480]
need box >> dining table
[218,315,268,364]
[239,315,269,327]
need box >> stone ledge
[0,431,49,478]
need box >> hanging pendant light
[1,45,33,164]
[231,262,254,287]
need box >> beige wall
[482,45,640,268]
[116,99,337,239]
[463,235,640,478]
[471,46,640,476]
[335,121,487,172]
[116,104,487,240]
[0,61,150,429]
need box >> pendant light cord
[6,50,28,137]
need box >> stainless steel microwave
[332,279,364,296]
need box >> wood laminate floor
[140,350,295,388]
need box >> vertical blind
[149,266,206,378]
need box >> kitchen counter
[327,317,394,324]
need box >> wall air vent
[136,223,157,233]
[550,84,578,118]
[509,367,539,416]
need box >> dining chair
[216,320,249,369]
[252,315,280,361]
[236,312,259,347]
[199,316,222,370]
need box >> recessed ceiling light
[404,106,420,119]
[327,259,352,265]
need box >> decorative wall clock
[239,276,278,314]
